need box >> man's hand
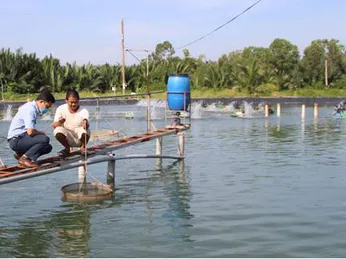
[81,119,89,130]
[52,118,65,128]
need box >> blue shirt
[7,101,39,139]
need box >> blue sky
[1,0,345,65]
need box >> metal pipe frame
[0,154,183,186]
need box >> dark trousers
[8,133,52,161]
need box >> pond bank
[0,96,345,108]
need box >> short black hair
[66,89,80,100]
[36,90,55,103]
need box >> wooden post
[107,159,115,189]
[156,138,163,170]
[156,138,162,156]
[277,103,281,117]
[146,51,150,133]
[314,103,318,118]
[301,104,306,119]
[177,132,185,157]
[265,104,269,117]
[121,19,126,95]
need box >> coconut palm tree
[235,60,262,94]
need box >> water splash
[243,101,256,116]
[94,108,101,120]
[150,103,161,120]
[203,103,219,112]
[136,99,146,107]
[191,102,202,119]
[202,102,236,113]
[137,99,166,108]
[223,102,237,112]
[3,105,12,121]
[136,99,166,120]
[242,101,269,117]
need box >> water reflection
[52,205,92,257]
[304,118,344,147]
[267,124,297,142]
[0,204,92,258]
[156,160,194,243]
[0,159,193,257]
[3,102,346,256]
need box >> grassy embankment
[1,88,346,102]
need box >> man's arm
[24,110,45,136]
[80,108,90,130]
[81,119,89,130]
[27,128,46,136]
[52,106,65,128]
[52,118,65,128]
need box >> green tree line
[0,38,345,95]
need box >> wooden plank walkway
[0,125,188,180]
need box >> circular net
[61,182,113,203]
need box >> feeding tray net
[61,182,113,202]
[89,129,119,141]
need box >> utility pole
[145,49,150,133]
[324,58,328,88]
[121,18,126,95]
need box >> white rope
[77,131,88,194]
[87,173,104,185]
[77,125,104,194]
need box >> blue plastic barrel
[167,74,190,111]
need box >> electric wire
[126,49,142,63]
[176,0,262,50]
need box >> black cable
[126,49,142,63]
[176,0,262,50]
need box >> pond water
[0,101,346,257]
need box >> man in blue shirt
[7,90,56,168]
